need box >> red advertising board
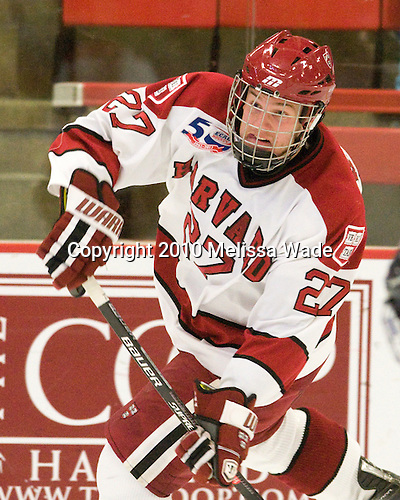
[0,244,399,499]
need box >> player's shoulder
[292,123,366,269]
[144,72,233,124]
[293,123,364,211]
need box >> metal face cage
[227,73,324,174]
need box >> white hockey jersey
[47,72,366,408]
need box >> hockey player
[384,247,400,362]
[37,31,400,499]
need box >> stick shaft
[82,276,262,500]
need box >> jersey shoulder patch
[144,72,233,124]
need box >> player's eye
[274,108,295,118]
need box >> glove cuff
[220,399,257,440]
[66,184,123,242]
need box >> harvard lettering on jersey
[47,71,366,409]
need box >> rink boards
[0,243,399,500]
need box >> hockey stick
[77,276,263,500]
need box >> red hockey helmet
[242,30,335,106]
[227,30,336,174]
